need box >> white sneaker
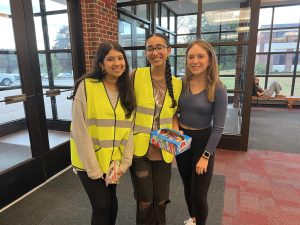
[184,217,196,225]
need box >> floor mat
[0,168,225,225]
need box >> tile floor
[0,130,69,148]
[215,149,300,225]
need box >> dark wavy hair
[146,33,176,108]
[71,42,135,118]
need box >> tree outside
[52,25,72,77]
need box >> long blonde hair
[182,40,223,102]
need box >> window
[273,54,286,65]
[32,0,73,120]
[256,5,300,94]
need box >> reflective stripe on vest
[133,67,182,163]
[70,79,133,173]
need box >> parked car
[12,73,20,81]
[57,72,73,78]
[0,73,16,86]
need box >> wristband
[202,151,211,159]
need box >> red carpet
[215,149,300,225]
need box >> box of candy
[150,128,192,156]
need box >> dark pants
[77,171,118,225]
[130,156,171,225]
[176,127,214,225]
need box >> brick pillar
[80,0,118,72]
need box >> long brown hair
[70,42,135,118]
[182,40,223,102]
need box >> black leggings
[77,171,118,225]
[175,127,214,225]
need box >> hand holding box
[150,128,192,156]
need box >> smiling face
[187,44,210,77]
[145,36,171,68]
[100,49,126,79]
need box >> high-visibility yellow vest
[133,67,182,163]
[70,78,133,173]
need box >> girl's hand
[195,157,208,175]
[114,169,124,182]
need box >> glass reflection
[0,0,11,15]
[270,29,298,52]
[161,5,168,29]
[125,50,132,71]
[177,35,196,44]
[119,20,131,47]
[170,12,175,33]
[56,89,72,120]
[202,7,251,42]
[273,5,300,28]
[52,53,73,86]
[258,8,272,29]
[294,77,300,95]
[202,33,220,43]
[297,54,300,75]
[0,89,25,124]
[177,15,197,34]
[0,54,20,87]
[47,14,70,50]
[45,0,67,11]
[136,26,146,46]
[136,5,148,20]
[31,0,41,13]
[0,9,15,50]
[256,30,271,52]
[255,54,268,75]
[219,55,236,76]
[269,53,295,75]
[137,50,146,68]
[34,16,45,50]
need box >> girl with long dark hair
[129,33,182,225]
[70,42,135,225]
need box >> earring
[102,69,107,75]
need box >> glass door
[0,0,74,209]
[32,0,71,149]
[0,0,33,173]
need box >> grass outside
[219,75,300,96]
[260,77,300,96]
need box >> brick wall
[80,0,118,72]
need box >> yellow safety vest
[70,78,133,173]
[133,67,182,163]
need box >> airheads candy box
[150,128,192,156]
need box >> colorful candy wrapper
[105,160,120,186]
